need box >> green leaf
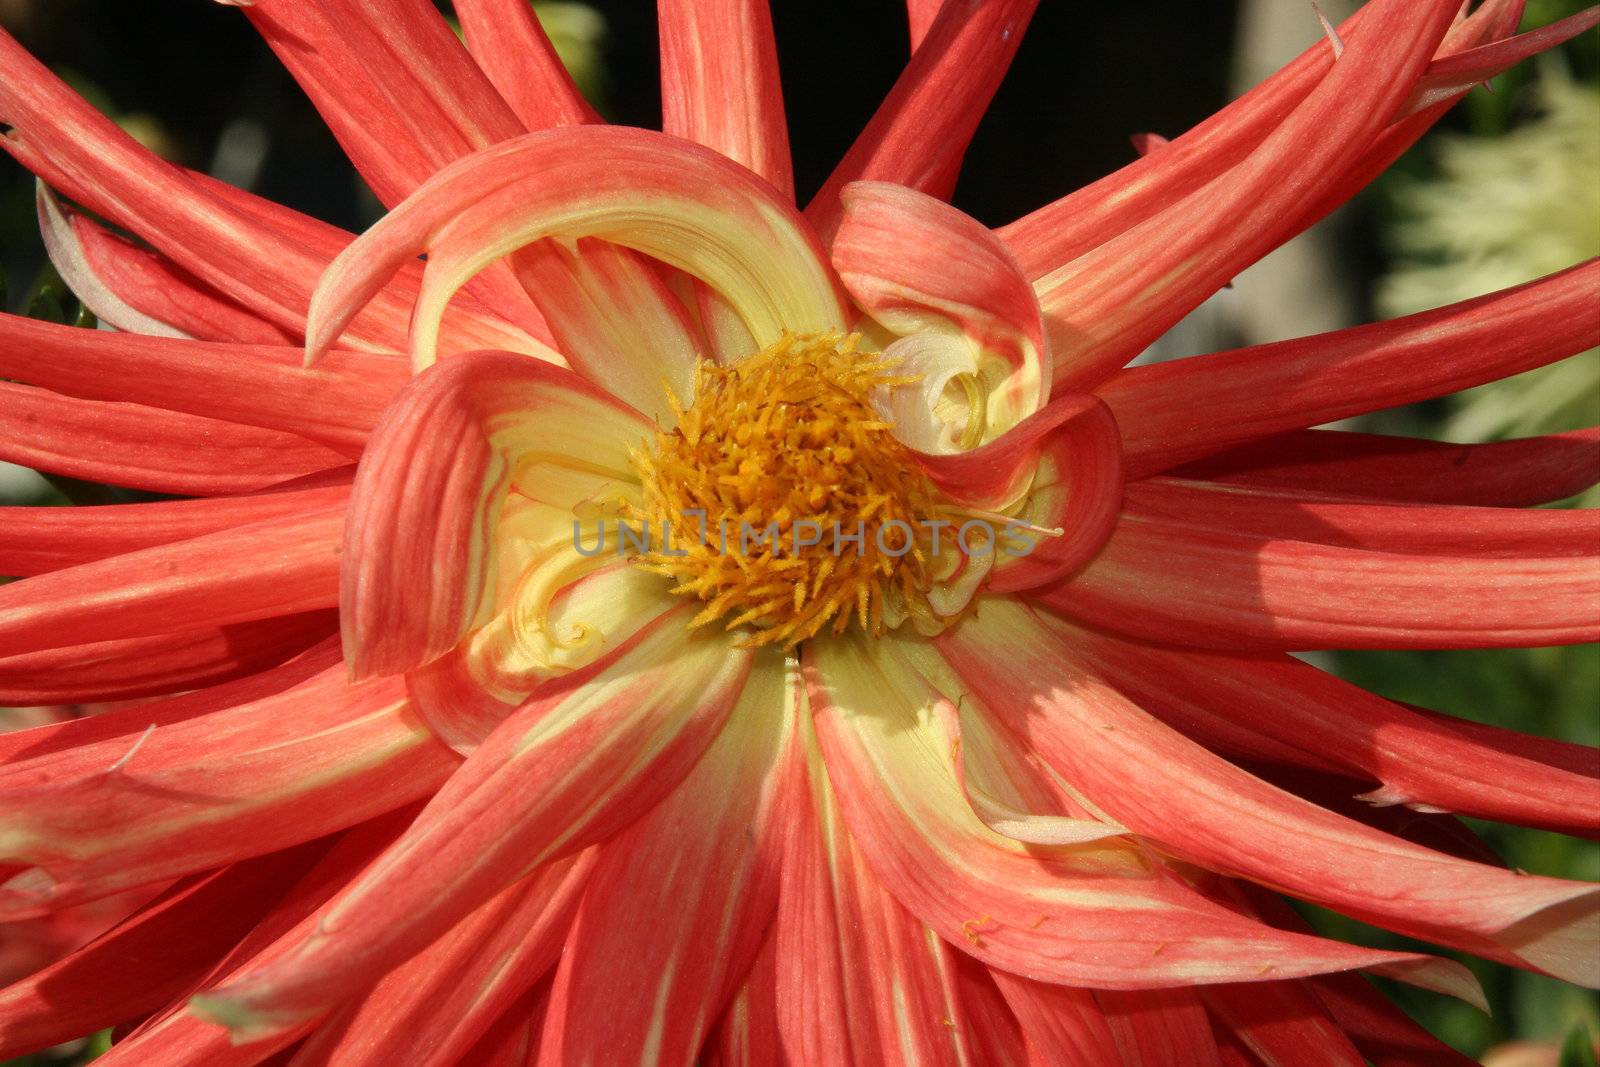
[1561,1023,1599,1067]
[26,283,65,324]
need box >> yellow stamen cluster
[631,332,941,647]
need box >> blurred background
[0,1,1596,1062]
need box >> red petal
[0,314,403,456]
[998,0,1519,278]
[1174,427,1600,508]
[1310,972,1480,1066]
[0,638,342,765]
[1403,7,1600,115]
[538,653,799,1064]
[659,0,793,195]
[1238,889,1482,1067]
[774,713,981,1065]
[0,842,329,1059]
[1050,619,1600,837]
[1124,477,1600,557]
[507,236,703,422]
[988,972,1124,1065]
[1040,509,1600,650]
[0,612,335,708]
[946,963,1036,1067]
[95,810,416,1067]
[906,0,942,51]
[238,0,516,204]
[1203,981,1366,1067]
[805,0,1038,243]
[0,503,344,658]
[0,384,347,496]
[1098,988,1223,1066]
[1099,261,1600,478]
[0,32,543,358]
[704,935,785,1067]
[807,634,1451,989]
[939,600,1600,985]
[39,190,293,344]
[192,612,752,1040]
[0,483,348,578]
[0,665,456,915]
[1034,0,1462,390]
[287,852,593,1067]
[454,0,599,129]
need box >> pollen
[629,331,943,647]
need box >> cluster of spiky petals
[633,331,948,646]
[0,0,1597,1064]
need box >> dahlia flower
[0,0,1597,1063]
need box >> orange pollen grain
[629,332,940,647]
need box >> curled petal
[986,398,1123,592]
[407,563,677,754]
[873,332,987,454]
[341,351,647,680]
[836,181,1049,448]
[308,126,847,370]
[910,393,1093,510]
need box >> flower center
[630,332,944,647]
